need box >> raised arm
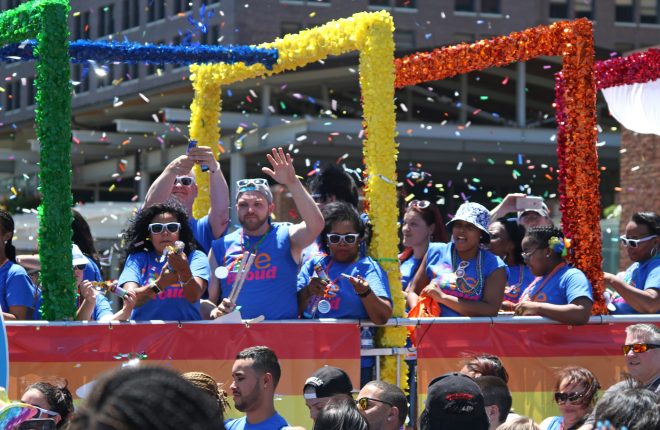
[187,146,230,239]
[261,148,323,262]
[490,193,525,220]
[143,155,195,209]
[514,297,593,325]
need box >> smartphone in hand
[516,196,543,211]
[18,418,57,430]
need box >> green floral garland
[0,1,74,320]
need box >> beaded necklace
[450,246,483,295]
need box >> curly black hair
[495,217,526,265]
[122,199,196,259]
[308,163,360,207]
[319,201,366,254]
[525,225,565,255]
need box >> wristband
[357,288,372,298]
[149,282,162,294]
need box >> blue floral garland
[0,39,278,69]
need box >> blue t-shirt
[612,255,660,314]
[297,255,391,319]
[519,264,593,305]
[503,264,535,303]
[190,215,215,254]
[299,237,322,267]
[224,412,288,430]
[400,255,422,290]
[0,261,37,316]
[83,256,103,283]
[424,242,506,317]
[118,249,209,321]
[212,223,298,320]
[542,416,563,430]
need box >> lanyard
[450,246,482,294]
[521,262,566,302]
[232,227,271,272]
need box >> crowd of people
[0,146,658,428]
[13,322,658,429]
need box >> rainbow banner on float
[6,322,359,428]
[415,319,646,422]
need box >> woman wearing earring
[117,199,209,321]
[606,212,659,314]
[400,200,448,301]
[514,226,593,324]
[0,210,37,320]
[407,202,507,316]
[486,217,535,311]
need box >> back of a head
[365,380,408,427]
[182,371,227,420]
[462,354,510,383]
[495,416,540,430]
[236,345,281,388]
[594,384,660,430]
[475,376,512,425]
[309,164,360,207]
[69,366,225,430]
[313,398,369,430]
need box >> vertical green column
[34,0,74,320]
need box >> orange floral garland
[395,19,605,314]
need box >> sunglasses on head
[174,176,195,186]
[32,406,62,424]
[148,222,181,234]
[237,178,268,188]
[408,199,431,209]
[327,233,360,245]
[622,343,660,355]
[355,397,394,411]
[73,264,86,271]
[619,234,657,248]
[553,391,585,404]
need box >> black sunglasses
[622,343,660,355]
[148,222,181,234]
[355,397,394,411]
[554,391,585,404]
[73,264,86,271]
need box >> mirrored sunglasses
[622,343,660,355]
[174,176,195,186]
[355,397,394,411]
[148,222,181,234]
[553,391,585,404]
[619,234,657,248]
[236,178,268,188]
[408,200,431,209]
[327,233,360,245]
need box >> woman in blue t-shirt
[407,202,507,317]
[118,199,209,321]
[0,210,37,320]
[486,217,534,311]
[400,200,448,307]
[540,366,600,430]
[297,201,392,324]
[515,226,593,324]
[605,211,659,314]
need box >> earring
[387,417,392,422]
[651,247,658,257]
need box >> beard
[239,213,269,233]
[233,384,261,412]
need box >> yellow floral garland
[188,11,406,389]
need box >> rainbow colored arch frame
[396,19,605,313]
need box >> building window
[640,0,659,23]
[122,63,139,81]
[122,0,140,29]
[281,22,301,37]
[26,77,36,106]
[147,0,166,22]
[453,32,475,43]
[96,64,114,89]
[615,0,635,22]
[6,0,21,9]
[549,0,569,18]
[455,0,476,12]
[173,0,192,14]
[73,11,91,40]
[394,30,415,49]
[72,64,89,94]
[97,4,115,37]
[281,0,331,4]
[5,81,21,111]
[481,0,500,13]
[574,0,593,19]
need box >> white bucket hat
[446,202,491,244]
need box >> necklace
[521,262,566,302]
[450,247,482,295]
[233,227,272,272]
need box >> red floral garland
[395,19,606,314]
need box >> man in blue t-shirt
[207,148,324,320]
[225,346,289,430]
[143,144,229,253]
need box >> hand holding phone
[18,418,57,430]
[516,196,544,211]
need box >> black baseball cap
[419,372,489,430]
[303,366,353,399]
